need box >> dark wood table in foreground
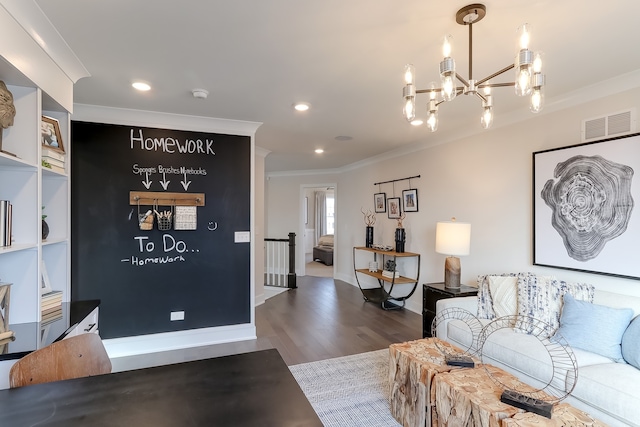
[0,348,322,426]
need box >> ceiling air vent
[582,109,636,141]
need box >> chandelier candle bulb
[403,64,417,122]
[518,24,531,50]
[403,95,416,122]
[442,35,452,57]
[404,64,415,85]
[530,52,545,112]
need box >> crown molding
[73,104,263,136]
[0,0,89,83]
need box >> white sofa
[436,280,640,427]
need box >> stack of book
[382,270,400,279]
[0,200,12,247]
[41,290,63,325]
[42,147,66,173]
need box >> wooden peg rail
[129,191,205,207]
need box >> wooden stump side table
[501,403,608,427]
[434,364,606,427]
[389,337,479,427]
[435,364,527,427]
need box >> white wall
[266,85,640,314]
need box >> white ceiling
[34,0,640,173]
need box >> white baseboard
[103,323,256,359]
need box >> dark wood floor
[256,275,423,365]
[111,276,423,371]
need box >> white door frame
[298,183,337,277]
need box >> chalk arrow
[181,172,191,191]
[160,172,170,190]
[142,172,152,189]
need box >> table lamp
[435,218,471,289]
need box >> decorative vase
[42,219,49,240]
[395,227,405,253]
[365,226,373,248]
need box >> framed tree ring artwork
[387,197,402,219]
[533,132,640,280]
[374,192,386,213]
[41,116,65,153]
[402,189,418,212]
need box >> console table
[353,247,420,309]
[423,283,477,337]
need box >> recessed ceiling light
[410,119,424,126]
[294,102,310,112]
[315,148,324,154]
[132,81,151,91]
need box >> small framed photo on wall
[41,116,65,153]
[387,197,402,219]
[374,192,386,213]
[402,189,418,212]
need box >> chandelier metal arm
[456,72,470,88]
[416,86,467,95]
[473,91,488,103]
[475,64,515,87]
[480,82,516,89]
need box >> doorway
[300,184,336,278]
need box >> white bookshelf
[0,1,88,326]
[0,84,70,325]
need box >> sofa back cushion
[594,289,640,317]
[554,293,633,362]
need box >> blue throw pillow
[622,315,640,369]
[553,293,633,362]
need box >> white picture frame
[41,260,52,295]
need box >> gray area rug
[289,349,401,427]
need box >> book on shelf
[42,156,65,168]
[43,163,66,174]
[41,307,63,325]
[41,294,62,306]
[42,304,62,315]
[41,147,65,162]
[0,200,12,247]
[41,290,62,300]
[381,270,400,279]
[41,290,62,310]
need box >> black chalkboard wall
[71,121,251,339]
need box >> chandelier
[402,4,545,131]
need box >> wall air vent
[582,109,636,142]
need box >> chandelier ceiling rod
[402,3,545,131]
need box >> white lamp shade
[435,221,471,256]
